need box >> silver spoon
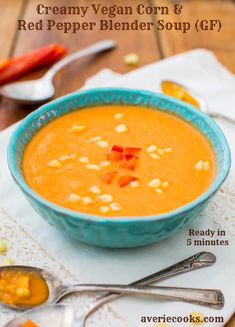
[5,285,224,327]
[0,40,116,105]
[82,251,219,326]
[3,252,222,327]
[161,80,235,124]
[0,251,216,311]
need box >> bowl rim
[8,87,231,224]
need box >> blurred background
[0,0,234,130]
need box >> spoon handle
[75,284,223,309]
[44,40,116,79]
[210,112,235,125]
[64,251,215,297]
[130,251,215,286]
[80,252,216,324]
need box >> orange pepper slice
[118,175,138,187]
[119,156,137,170]
[100,171,117,185]
[22,320,39,327]
[0,44,67,86]
[125,147,142,155]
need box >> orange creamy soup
[23,106,216,217]
[0,269,49,306]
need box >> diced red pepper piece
[125,147,142,155]
[22,320,39,327]
[0,43,67,86]
[100,171,117,185]
[118,175,138,187]
[110,145,124,153]
[119,156,137,170]
[107,151,123,162]
[123,154,136,161]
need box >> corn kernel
[67,193,81,203]
[195,160,210,171]
[115,124,128,133]
[82,196,93,205]
[146,145,157,153]
[0,239,7,253]
[18,277,30,288]
[58,154,76,162]
[90,136,102,142]
[58,155,70,162]
[79,156,89,163]
[97,140,109,148]
[150,153,160,160]
[97,194,113,203]
[148,178,162,188]
[155,188,163,194]
[110,202,122,211]
[164,147,173,153]
[70,124,86,133]
[162,181,169,188]
[89,185,101,195]
[130,181,139,187]
[3,258,15,266]
[99,160,111,167]
[86,164,101,171]
[100,206,110,214]
[16,287,30,298]
[157,148,164,155]
[124,53,139,66]
[203,161,210,170]
[195,160,203,170]
[114,113,124,120]
[48,159,62,168]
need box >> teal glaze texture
[8,88,231,248]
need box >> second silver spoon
[0,40,116,104]
[0,251,216,311]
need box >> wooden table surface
[0,0,234,325]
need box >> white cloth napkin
[106,48,235,122]
[0,49,235,327]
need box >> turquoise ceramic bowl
[8,88,231,248]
